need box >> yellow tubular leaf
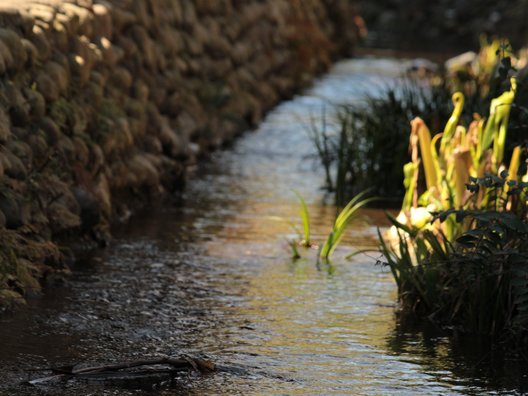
[478,149,492,178]
[481,109,497,154]
[402,161,419,211]
[493,79,517,167]
[453,149,471,208]
[474,119,485,169]
[467,121,479,174]
[483,77,516,159]
[457,125,467,149]
[503,146,522,203]
[412,118,438,191]
[430,133,443,190]
[440,92,465,156]
[508,146,522,183]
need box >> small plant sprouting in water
[292,190,313,248]
[286,190,314,260]
[288,239,301,260]
[320,190,374,261]
[286,190,373,261]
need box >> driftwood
[26,356,215,386]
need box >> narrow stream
[1,58,527,395]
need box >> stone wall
[0,0,359,305]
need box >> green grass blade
[292,190,311,245]
[320,192,375,260]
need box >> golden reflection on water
[198,190,409,392]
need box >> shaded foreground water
[1,58,528,395]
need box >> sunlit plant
[320,191,374,261]
[284,190,373,261]
[379,43,528,341]
[292,190,313,248]
[380,174,528,337]
[393,76,521,242]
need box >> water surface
[1,58,527,395]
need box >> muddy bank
[0,0,361,305]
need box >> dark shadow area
[359,0,528,52]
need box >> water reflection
[1,58,527,395]
[388,316,528,394]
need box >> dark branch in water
[25,356,215,386]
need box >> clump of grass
[305,108,334,192]
[285,190,373,262]
[320,191,374,261]
[282,190,314,260]
[306,78,457,206]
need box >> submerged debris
[25,355,215,387]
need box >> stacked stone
[0,0,359,304]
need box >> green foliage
[320,191,374,260]
[284,191,371,261]
[379,218,452,312]
[307,39,528,207]
[435,203,528,336]
[307,79,457,205]
[292,190,312,247]
[381,167,528,339]
[282,190,313,258]
[377,41,528,343]
[288,239,301,260]
[305,108,334,192]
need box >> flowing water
[1,58,528,395]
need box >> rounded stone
[0,192,27,229]
[0,209,6,229]
[0,42,10,74]
[108,67,133,90]
[72,136,90,166]
[21,39,38,67]
[0,107,11,143]
[44,61,69,95]
[35,71,60,102]
[3,149,27,180]
[4,82,30,127]
[73,185,101,231]
[27,134,48,161]
[23,88,46,118]
[93,3,113,39]
[39,117,61,144]
[29,25,51,62]
[57,136,76,162]
[9,103,31,127]
[0,28,27,69]
[68,54,91,86]
[6,141,32,171]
